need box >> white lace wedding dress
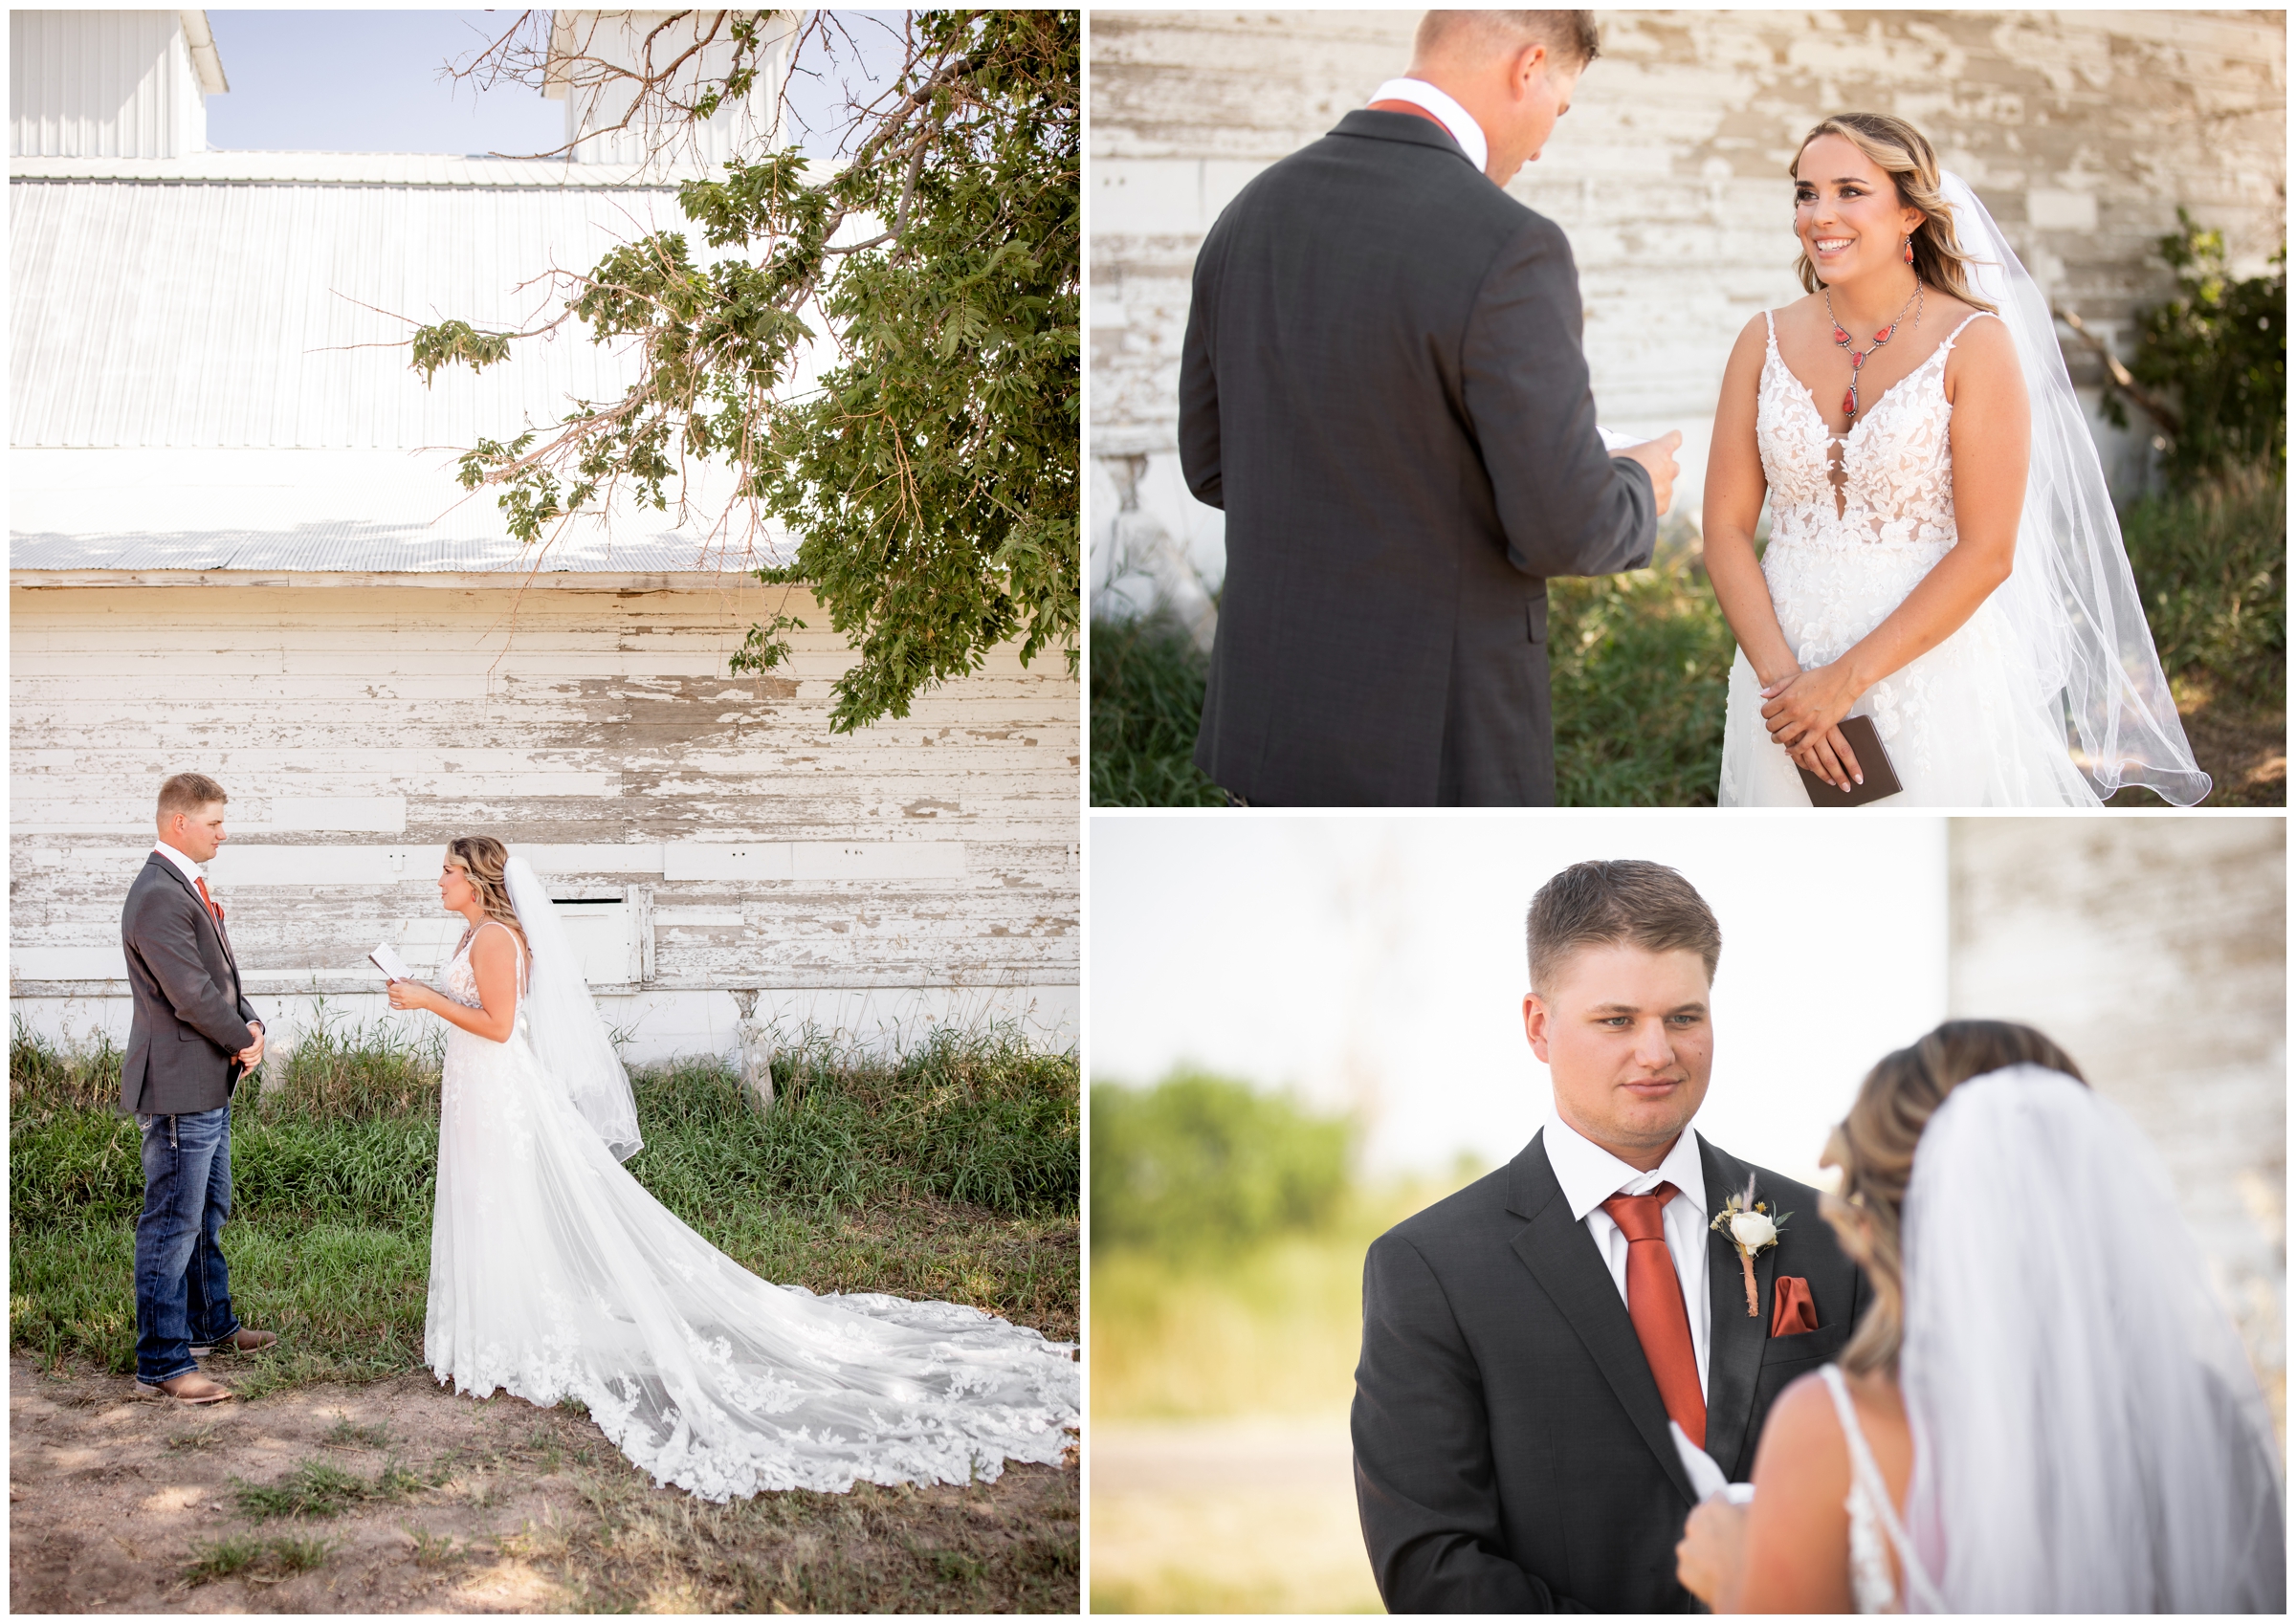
[424,922,1079,1500]
[1716,311,2103,806]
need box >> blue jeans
[134,1104,242,1384]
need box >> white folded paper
[369,942,413,982]
[1599,427,1641,452]
[1671,1419,1756,1504]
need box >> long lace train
[424,925,1078,1501]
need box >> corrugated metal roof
[10,151,718,187]
[9,447,794,576]
[11,176,730,449]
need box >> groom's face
[161,801,229,864]
[1522,943,1712,1168]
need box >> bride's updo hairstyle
[1790,113,1998,316]
[447,836,527,949]
[1822,1020,2085,1376]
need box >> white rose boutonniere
[1711,1176,1792,1317]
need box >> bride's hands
[386,978,437,1013]
[1759,665,1866,793]
[1675,1492,1749,1609]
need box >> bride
[385,836,1078,1501]
[1673,1020,2284,1612]
[1706,113,2209,805]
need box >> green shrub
[2117,464,2286,708]
[1548,553,1734,806]
[1090,1072,1352,1259]
[2111,210,2286,489]
[1089,614,1225,806]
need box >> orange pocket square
[1770,1275,1819,1337]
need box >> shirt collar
[1546,1113,1710,1222]
[1367,77,1490,178]
[152,841,206,889]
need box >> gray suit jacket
[1180,110,1657,806]
[1353,1130,1869,1612]
[120,853,262,1115]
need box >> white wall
[1947,816,2285,1435]
[10,11,210,160]
[1088,9,2288,620]
[10,577,1080,1058]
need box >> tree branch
[2055,303,2183,436]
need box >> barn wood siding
[11,581,1080,1004]
[1947,816,2286,1441]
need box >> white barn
[10,11,1080,1064]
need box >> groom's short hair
[156,773,228,823]
[1415,11,1601,70]
[1526,860,1720,993]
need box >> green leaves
[406,9,1079,732]
[2108,208,2286,489]
[408,319,511,385]
[1090,1073,1353,1260]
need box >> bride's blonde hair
[447,836,527,954]
[1791,113,1998,315]
[1823,1020,2086,1377]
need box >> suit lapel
[1699,1137,1777,1481]
[152,854,238,979]
[1506,1132,1699,1507]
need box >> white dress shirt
[1544,1115,1711,1397]
[153,840,208,892]
[1366,77,1490,177]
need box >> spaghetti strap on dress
[1820,1362,1945,1613]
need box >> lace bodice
[439,921,526,1014]
[1756,310,1993,552]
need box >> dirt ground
[9,1355,1079,1613]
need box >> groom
[1179,11,1681,806]
[121,772,278,1404]
[1353,861,1867,1611]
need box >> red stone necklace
[1824,278,1924,420]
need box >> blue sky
[204,10,906,158]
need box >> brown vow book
[1795,714,1904,806]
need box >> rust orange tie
[194,875,224,928]
[1601,1182,1707,1449]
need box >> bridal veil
[504,850,644,1160]
[1897,1065,2284,1611]
[1934,173,2211,805]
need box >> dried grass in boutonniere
[1711,1176,1793,1317]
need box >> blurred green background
[1090,1071,1468,1613]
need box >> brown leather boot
[135,1372,235,1405]
[189,1328,278,1355]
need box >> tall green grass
[1088,613,1226,806]
[10,1014,1080,1386]
[2119,466,2286,705]
[1547,552,1734,806]
[2112,466,2285,805]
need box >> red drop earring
[1903,235,1915,266]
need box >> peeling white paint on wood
[1948,818,2286,1440]
[11,580,1081,1056]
